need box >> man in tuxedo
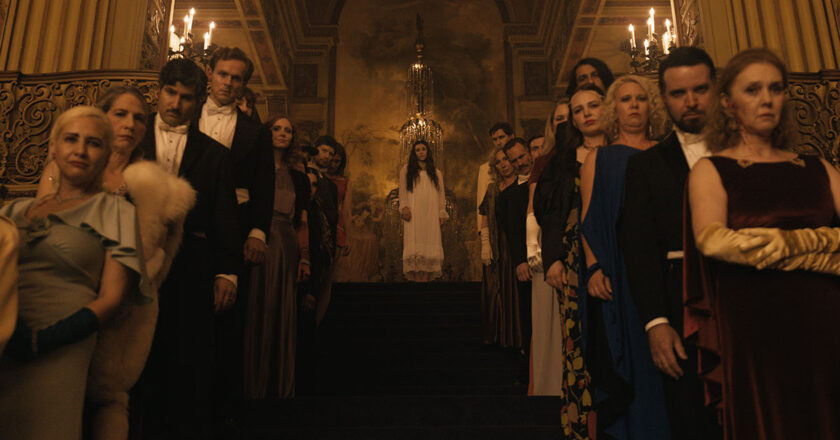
[136,58,240,439]
[199,47,274,417]
[309,136,339,326]
[619,47,721,439]
[497,138,533,384]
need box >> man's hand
[545,260,567,289]
[214,278,237,313]
[648,324,688,380]
[515,262,533,282]
[243,237,267,264]
[587,269,613,301]
[401,207,412,221]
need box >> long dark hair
[406,140,440,192]
[566,57,615,97]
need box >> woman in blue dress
[579,75,671,439]
[0,106,149,439]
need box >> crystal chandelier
[399,15,444,168]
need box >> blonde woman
[578,75,671,439]
[0,106,150,439]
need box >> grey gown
[0,193,147,440]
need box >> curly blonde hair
[488,146,508,182]
[600,75,668,143]
[703,48,797,153]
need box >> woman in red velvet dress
[686,48,840,439]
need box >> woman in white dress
[399,140,448,282]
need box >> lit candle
[204,32,210,50]
[169,25,178,51]
[188,8,195,34]
[662,32,670,54]
[629,24,636,50]
[179,36,186,53]
[184,15,189,36]
[665,18,671,36]
[644,39,650,58]
[209,21,216,44]
[650,8,655,36]
[647,17,653,42]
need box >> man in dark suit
[136,58,240,439]
[198,47,274,416]
[619,47,721,439]
[497,137,533,384]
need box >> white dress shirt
[199,98,267,244]
[199,98,237,149]
[154,114,189,175]
[154,114,238,288]
[645,128,710,332]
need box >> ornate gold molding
[0,70,159,197]
[789,71,840,165]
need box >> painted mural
[332,0,506,282]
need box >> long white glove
[480,227,492,265]
[526,213,543,272]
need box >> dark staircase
[239,282,566,439]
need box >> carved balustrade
[0,69,839,200]
[0,70,159,198]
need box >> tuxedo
[619,131,720,440]
[199,102,274,411]
[136,116,240,439]
[199,103,274,240]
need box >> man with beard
[497,137,533,385]
[619,47,721,439]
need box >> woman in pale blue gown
[0,106,149,440]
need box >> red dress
[684,155,840,439]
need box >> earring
[725,115,738,132]
[647,122,654,139]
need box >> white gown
[399,165,448,279]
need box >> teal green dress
[0,193,149,440]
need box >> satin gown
[684,155,840,439]
[0,194,146,440]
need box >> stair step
[243,426,566,440]
[243,396,564,428]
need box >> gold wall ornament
[0,70,159,198]
[788,72,840,165]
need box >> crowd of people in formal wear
[477,46,840,440]
[0,40,839,440]
[0,48,352,439]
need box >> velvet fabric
[684,155,840,439]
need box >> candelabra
[166,7,216,67]
[623,8,678,73]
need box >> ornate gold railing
[0,70,159,198]
[0,69,839,200]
